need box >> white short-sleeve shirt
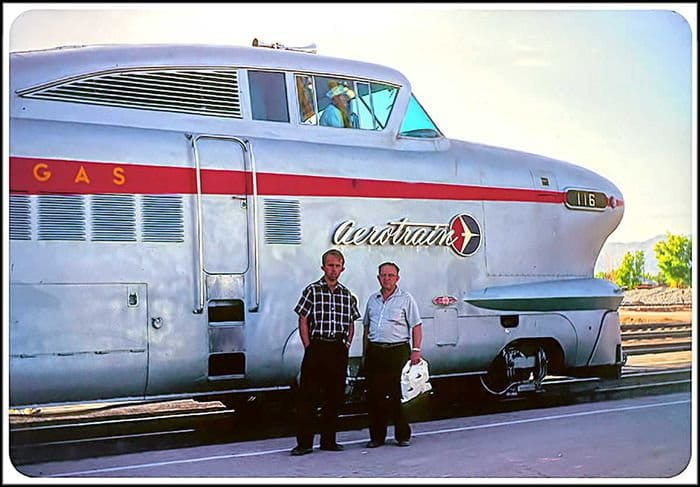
[363,287,421,343]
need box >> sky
[3,3,696,245]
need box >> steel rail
[621,322,691,332]
[622,330,691,340]
[621,321,690,330]
[10,409,233,433]
[622,342,692,355]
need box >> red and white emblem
[449,214,481,257]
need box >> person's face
[322,254,345,283]
[378,265,399,293]
[333,94,349,109]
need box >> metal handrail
[247,140,260,312]
[190,134,260,314]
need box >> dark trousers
[365,341,411,443]
[295,340,348,449]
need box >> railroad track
[621,321,692,355]
[9,364,690,466]
[621,322,691,332]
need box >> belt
[369,341,408,348]
[312,335,346,343]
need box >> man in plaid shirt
[290,249,360,456]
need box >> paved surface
[9,392,693,480]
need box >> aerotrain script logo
[332,214,481,257]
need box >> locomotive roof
[10,43,411,90]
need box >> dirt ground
[619,309,693,324]
[624,350,691,368]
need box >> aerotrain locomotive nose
[561,166,625,240]
[603,178,625,233]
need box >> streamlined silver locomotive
[9,40,625,407]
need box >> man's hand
[410,350,421,365]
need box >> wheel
[480,352,513,395]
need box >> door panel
[9,283,148,405]
[197,138,249,274]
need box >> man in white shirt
[362,261,423,448]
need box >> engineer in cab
[319,81,357,128]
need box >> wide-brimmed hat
[326,83,355,100]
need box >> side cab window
[248,71,289,122]
[295,73,398,131]
[355,82,398,130]
[399,94,442,138]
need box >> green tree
[654,233,692,288]
[614,250,645,289]
[595,269,617,283]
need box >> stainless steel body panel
[588,311,623,366]
[9,283,148,404]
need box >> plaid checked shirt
[294,278,360,340]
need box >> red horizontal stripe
[9,157,247,195]
[9,156,570,203]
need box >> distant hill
[595,234,668,276]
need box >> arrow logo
[449,214,482,257]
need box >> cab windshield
[399,94,442,138]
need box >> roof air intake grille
[20,69,242,118]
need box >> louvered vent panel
[21,69,242,118]
[91,194,137,241]
[38,195,86,241]
[10,195,32,240]
[264,199,301,245]
[142,195,184,243]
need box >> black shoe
[290,446,313,456]
[365,440,384,448]
[396,439,411,447]
[319,443,344,451]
